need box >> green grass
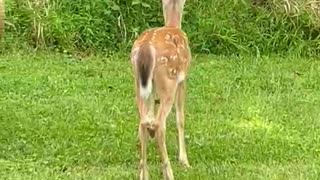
[0,52,320,179]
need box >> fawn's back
[132,26,191,87]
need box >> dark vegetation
[2,0,320,56]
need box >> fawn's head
[162,0,186,28]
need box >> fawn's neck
[163,0,184,28]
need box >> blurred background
[1,0,319,56]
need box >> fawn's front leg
[155,102,174,180]
[153,79,177,180]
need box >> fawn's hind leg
[146,90,156,138]
[175,81,190,167]
[135,80,150,180]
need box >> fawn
[130,0,191,179]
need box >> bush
[3,0,320,56]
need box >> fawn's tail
[134,44,155,99]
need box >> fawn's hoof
[179,157,191,168]
[139,162,149,180]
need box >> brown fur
[136,44,154,88]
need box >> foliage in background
[2,0,320,56]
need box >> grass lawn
[0,52,320,179]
